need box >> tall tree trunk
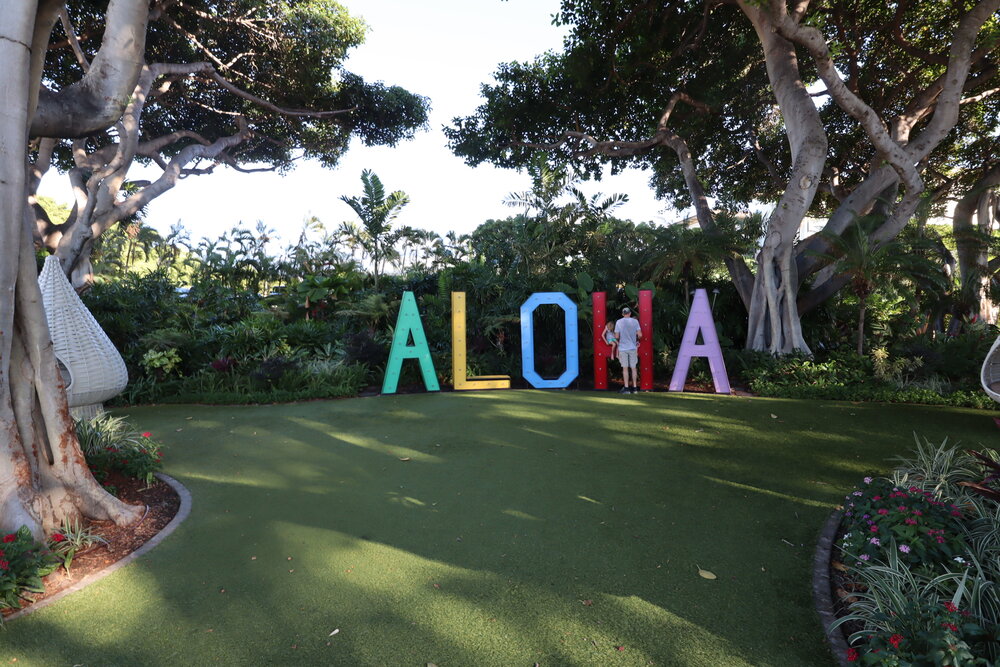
[955,166,1000,323]
[740,3,828,354]
[1,2,144,538]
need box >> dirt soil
[1,473,180,620]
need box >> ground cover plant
[0,392,996,665]
[833,441,1000,664]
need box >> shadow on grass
[2,391,996,666]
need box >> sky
[38,0,676,248]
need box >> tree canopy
[31,0,430,287]
[448,0,1000,353]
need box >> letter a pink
[668,288,731,394]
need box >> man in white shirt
[613,307,642,393]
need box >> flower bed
[827,438,1000,665]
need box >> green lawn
[2,391,996,666]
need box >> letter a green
[381,291,440,394]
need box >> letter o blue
[520,292,579,388]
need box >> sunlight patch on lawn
[331,432,444,462]
[702,476,837,509]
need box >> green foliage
[76,415,164,486]
[0,527,58,615]
[736,344,995,409]
[834,440,1000,664]
[118,360,369,406]
[47,518,107,573]
[83,270,182,352]
[48,1,428,174]
[289,271,361,320]
[141,348,182,377]
[339,170,411,289]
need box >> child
[603,321,618,359]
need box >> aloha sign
[381,288,730,395]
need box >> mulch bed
[1,473,180,620]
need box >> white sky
[39,0,676,247]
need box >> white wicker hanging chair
[981,334,1000,403]
[38,256,128,416]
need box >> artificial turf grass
[1,391,996,666]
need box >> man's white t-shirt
[614,317,641,351]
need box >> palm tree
[812,217,946,354]
[338,170,410,289]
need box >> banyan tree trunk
[1,2,142,539]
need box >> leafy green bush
[76,415,163,486]
[114,361,369,406]
[83,270,182,353]
[141,348,182,378]
[750,381,996,409]
[0,527,57,614]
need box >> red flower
[889,634,903,648]
[50,533,66,543]
[846,648,859,662]
[944,601,958,612]
[0,560,7,570]
[869,525,879,533]
[2,534,15,543]
[942,623,958,632]
[142,432,152,438]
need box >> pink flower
[847,648,859,662]
[0,560,7,570]
[899,544,911,554]
[904,519,917,525]
[142,432,152,438]
[870,525,879,533]
[877,509,889,515]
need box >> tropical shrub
[0,527,58,614]
[141,348,182,378]
[76,415,163,486]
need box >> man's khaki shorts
[618,349,637,368]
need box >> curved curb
[814,509,851,667]
[6,473,192,622]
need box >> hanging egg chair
[38,256,128,418]
[981,334,1000,404]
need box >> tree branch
[31,0,149,137]
[57,6,90,72]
